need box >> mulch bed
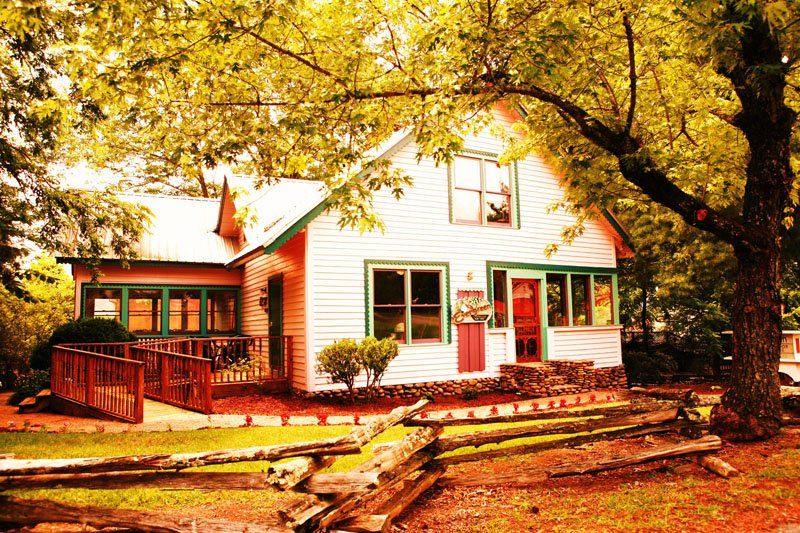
[213,392,525,416]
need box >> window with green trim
[593,275,615,325]
[450,155,513,227]
[368,264,448,345]
[81,284,240,336]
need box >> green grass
[0,415,606,512]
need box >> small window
[594,275,614,325]
[372,267,443,344]
[546,273,568,326]
[85,288,122,321]
[207,290,237,333]
[571,275,592,326]
[128,289,162,335]
[451,155,513,227]
[492,269,508,328]
[168,289,201,334]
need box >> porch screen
[168,289,201,334]
[546,274,568,326]
[571,274,592,326]
[594,275,614,325]
[128,289,162,335]
[207,290,237,333]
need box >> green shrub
[463,387,479,401]
[30,318,136,370]
[9,369,50,406]
[622,349,678,385]
[357,336,399,400]
[315,339,361,403]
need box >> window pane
[128,289,162,334]
[453,189,482,223]
[485,193,511,224]
[546,274,568,326]
[411,306,441,343]
[411,271,440,305]
[571,275,591,326]
[373,306,406,342]
[594,275,614,325]
[492,270,508,328]
[374,270,406,305]
[453,156,481,190]
[485,163,510,193]
[169,289,201,333]
[85,288,122,322]
[207,290,237,333]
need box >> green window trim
[486,261,619,359]
[364,260,451,345]
[448,149,521,229]
[80,283,242,337]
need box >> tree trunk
[641,284,650,349]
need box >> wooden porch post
[285,336,293,386]
[134,364,144,424]
[203,361,213,415]
[160,353,170,403]
[86,356,96,407]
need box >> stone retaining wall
[302,361,627,400]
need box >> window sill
[547,325,623,331]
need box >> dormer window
[450,154,516,227]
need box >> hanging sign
[452,296,493,324]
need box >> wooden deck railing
[50,346,144,423]
[128,346,212,414]
[188,336,292,385]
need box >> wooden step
[17,390,51,414]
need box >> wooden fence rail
[50,347,144,423]
[1,392,742,532]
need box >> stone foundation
[302,361,627,401]
[302,377,501,400]
[499,361,628,398]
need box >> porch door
[267,274,283,372]
[512,278,542,362]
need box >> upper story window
[451,155,514,227]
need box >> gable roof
[58,193,239,265]
[221,175,328,267]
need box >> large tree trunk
[710,12,794,440]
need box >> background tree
[0,2,150,292]
[69,0,799,439]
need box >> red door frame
[511,278,542,362]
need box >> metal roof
[57,193,240,265]
[224,176,328,266]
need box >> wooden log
[434,408,680,453]
[373,464,446,519]
[0,495,288,532]
[301,472,380,494]
[782,416,800,426]
[333,514,391,533]
[630,387,699,406]
[546,435,722,478]
[434,421,692,467]
[406,400,677,427]
[0,471,278,491]
[0,400,429,477]
[690,455,740,478]
[266,456,335,490]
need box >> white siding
[305,106,621,391]
[546,326,623,368]
[241,232,307,390]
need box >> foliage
[315,339,361,403]
[357,336,399,400]
[622,350,678,385]
[8,369,50,406]
[31,318,136,371]
[462,388,479,401]
[0,255,73,389]
[0,4,150,292]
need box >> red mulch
[213,392,524,416]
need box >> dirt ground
[213,391,526,416]
[393,429,800,532]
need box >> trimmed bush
[9,369,50,406]
[315,339,361,403]
[30,318,136,370]
[357,336,399,400]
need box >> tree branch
[623,12,637,134]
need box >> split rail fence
[0,389,751,533]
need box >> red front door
[512,278,542,362]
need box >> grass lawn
[0,413,620,514]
